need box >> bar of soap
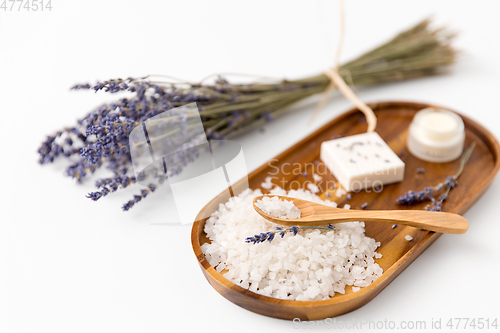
[320,132,404,191]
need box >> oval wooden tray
[191,101,500,320]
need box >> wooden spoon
[253,195,469,234]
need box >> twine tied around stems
[310,0,377,132]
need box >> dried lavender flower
[38,19,457,211]
[245,225,338,244]
[396,142,476,211]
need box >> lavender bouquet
[38,19,457,211]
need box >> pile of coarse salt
[201,185,383,301]
[255,196,301,219]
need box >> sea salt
[313,174,322,182]
[307,183,319,193]
[255,196,301,219]
[201,186,383,301]
[261,176,274,190]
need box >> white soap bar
[320,132,404,191]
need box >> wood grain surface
[191,101,500,320]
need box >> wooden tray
[191,101,500,320]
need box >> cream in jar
[407,107,465,163]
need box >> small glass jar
[407,107,465,163]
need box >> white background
[1,1,500,332]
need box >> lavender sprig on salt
[202,186,383,301]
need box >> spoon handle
[310,209,469,234]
